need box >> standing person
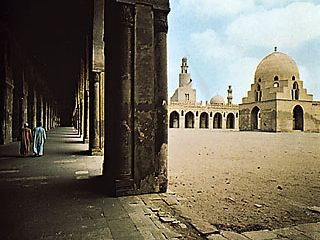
[33,121,47,157]
[20,123,32,157]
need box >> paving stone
[159,216,176,223]
[307,206,320,214]
[221,230,251,240]
[81,227,113,240]
[190,218,220,235]
[128,212,155,228]
[162,195,179,206]
[243,230,278,240]
[273,227,312,239]
[162,229,183,239]
[206,234,228,240]
[295,222,320,233]
[150,230,167,239]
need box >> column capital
[92,71,101,83]
[154,10,169,33]
[120,4,134,27]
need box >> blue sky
[167,0,320,103]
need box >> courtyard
[168,129,320,233]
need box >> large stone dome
[210,95,224,105]
[254,50,300,82]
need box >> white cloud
[190,29,238,60]
[226,57,260,103]
[255,0,315,9]
[227,2,320,49]
[177,0,255,18]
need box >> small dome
[255,51,300,82]
[210,95,224,105]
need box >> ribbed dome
[254,51,300,82]
[210,95,224,105]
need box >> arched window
[293,105,303,131]
[169,111,180,128]
[210,112,212,117]
[292,82,299,100]
[196,111,198,117]
[255,84,262,102]
[292,76,295,81]
[273,82,279,88]
[251,106,261,130]
[274,76,279,81]
[258,78,261,82]
[199,112,209,128]
[185,111,194,128]
[213,113,222,129]
[181,110,184,116]
[226,113,235,129]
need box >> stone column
[31,89,37,130]
[38,95,44,127]
[117,3,134,182]
[99,72,105,152]
[83,89,89,143]
[89,71,102,155]
[0,38,14,144]
[43,100,47,130]
[154,9,169,192]
[21,72,28,130]
[104,0,170,196]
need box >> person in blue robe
[33,122,47,157]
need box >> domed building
[169,58,239,130]
[240,48,320,132]
[210,95,225,105]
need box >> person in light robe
[20,123,32,157]
[33,121,46,157]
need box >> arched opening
[292,82,299,100]
[274,76,279,81]
[199,112,209,128]
[169,111,179,128]
[251,106,261,130]
[226,113,235,129]
[255,84,262,102]
[213,113,222,129]
[185,111,194,128]
[293,105,303,131]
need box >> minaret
[227,85,233,105]
[179,57,192,87]
[170,57,196,103]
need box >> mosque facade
[168,57,239,130]
[240,48,320,132]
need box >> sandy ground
[168,129,320,233]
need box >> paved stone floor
[0,127,318,239]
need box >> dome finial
[274,46,277,52]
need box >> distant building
[240,48,320,132]
[169,57,239,130]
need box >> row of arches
[169,111,236,129]
[250,105,304,131]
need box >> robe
[20,127,32,156]
[33,127,47,156]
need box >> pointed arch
[213,113,222,129]
[251,106,261,130]
[185,111,194,128]
[292,82,299,100]
[226,113,235,129]
[199,112,209,128]
[169,111,179,128]
[293,105,303,131]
